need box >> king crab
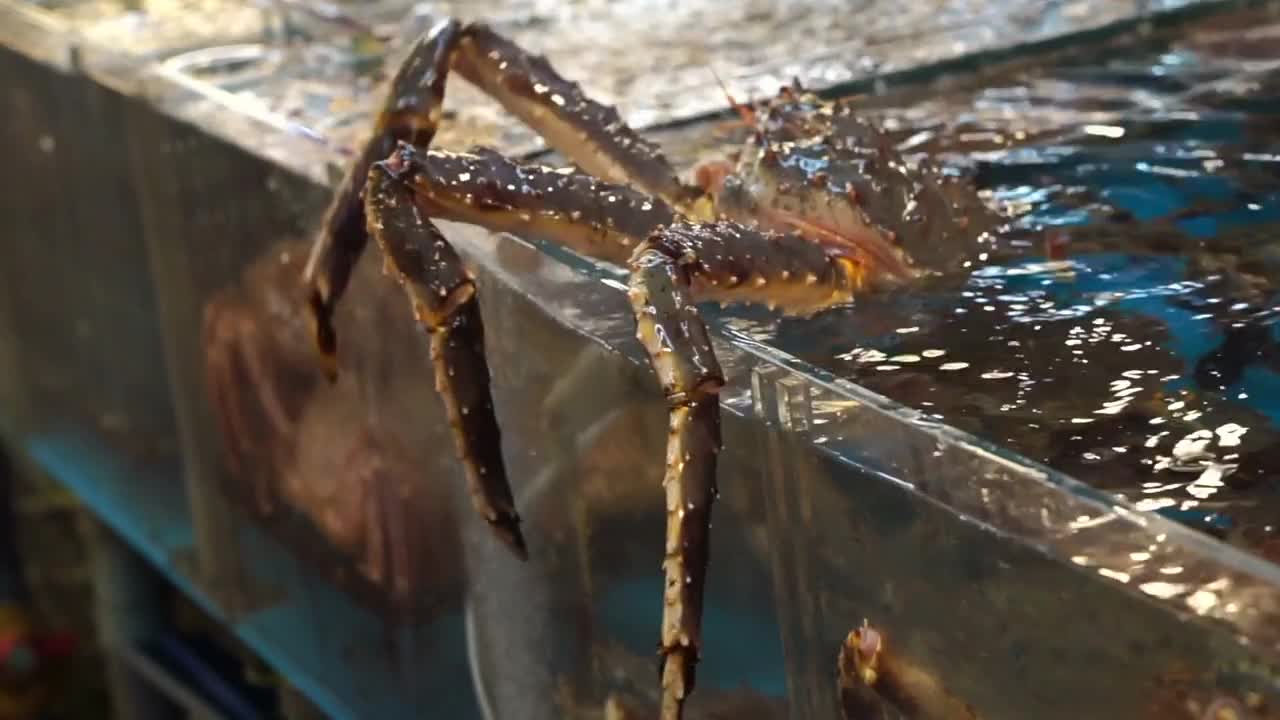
[203,243,456,602]
[203,243,320,516]
[296,18,1009,718]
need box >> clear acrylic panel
[6,0,1280,716]
[0,0,273,536]
[133,0,1280,716]
[0,47,180,480]
[0,0,273,88]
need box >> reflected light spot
[1099,568,1131,583]
[1084,124,1125,138]
[1186,590,1217,614]
[1139,581,1187,599]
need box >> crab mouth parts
[761,208,921,284]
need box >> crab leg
[302,17,699,560]
[372,145,725,717]
[627,221,863,719]
[438,21,698,208]
[202,294,295,515]
[303,21,458,376]
[392,144,678,264]
[306,17,875,717]
[626,248,724,720]
[304,18,700,374]
[363,160,526,558]
[372,137,865,717]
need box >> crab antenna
[709,65,756,126]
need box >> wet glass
[5,0,1280,718]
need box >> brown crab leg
[364,159,526,558]
[626,221,864,720]
[441,22,700,210]
[393,143,678,264]
[202,295,294,512]
[374,135,866,716]
[304,18,706,375]
[303,19,462,377]
[627,250,723,720]
[203,338,251,476]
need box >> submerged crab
[301,19,998,717]
[204,244,459,603]
[204,243,320,515]
[838,622,979,720]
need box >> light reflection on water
[720,9,1280,556]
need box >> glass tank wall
[3,0,1280,718]
[0,0,278,568]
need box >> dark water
[725,9,1280,556]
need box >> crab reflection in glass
[301,19,998,718]
[203,242,461,603]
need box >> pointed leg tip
[492,514,528,561]
[658,646,695,720]
[509,535,530,562]
[318,353,339,384]
[310,321,339,382]
[307,296,341,384]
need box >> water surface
[713,8,1280,557]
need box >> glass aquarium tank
[0,0,269,82]
[0,0,297,588]
[637,4,1280,716]
[5,0,1280,718]
[0,0,274,540]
